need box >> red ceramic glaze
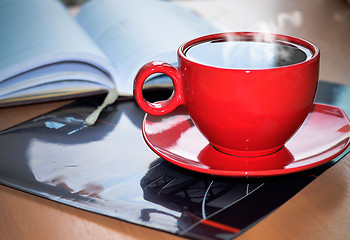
[134,32,320,156]
[142,104,350,177]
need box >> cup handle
[133,61,184,115]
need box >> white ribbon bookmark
[84,86,119,126]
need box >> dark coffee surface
[185,40,312,69]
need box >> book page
[0,62,115,106]
[76,0,219,95]
[0,0,118,87]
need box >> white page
[0,80,108,102]
[0,62,114,97]
[76,0,218,94]
[0,0,118,86]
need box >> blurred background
[61,0,350,86]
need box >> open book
[0,0,217,107]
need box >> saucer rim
[142,103,350,177]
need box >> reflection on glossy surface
[143,104,350,177]
[0,98,270,238]
[0,81,349,240]
[140,158,264,233]
[199,145,294,171]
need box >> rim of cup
[179,32,320,71]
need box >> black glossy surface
[0,80,349,239]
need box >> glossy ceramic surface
[143,103,350,177]
[134,32,320,156]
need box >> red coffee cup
[134,32,320,157]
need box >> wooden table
[1,0,350,239]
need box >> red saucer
[142,104,350,177]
